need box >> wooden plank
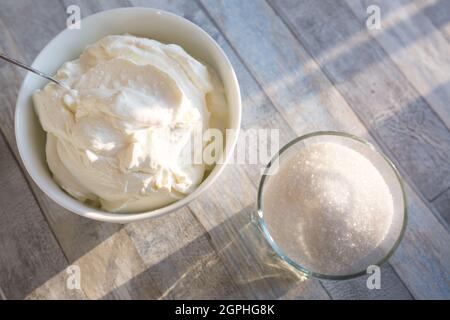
[346,0,450,137]
[417,0,450,43]
[118,208,246,299]
[54,2,314,297]
[68,228,163,300]
[130,0,331,299]
[322,264,412,300]
[0,0,123,264]
[0,0,153,299]
[268,0,450,298]
[187,168,329,299]
[198,0,412,300]
[345,0,450,225]
[0,0,144,299]
[0,0,248,299]
[0,287,7,300]
[2,0,446,299]
[434,188,450,226]
[391,183,450,298]
[0,132,85,299]
[2,0,318,300]
[270,0,450,202]
[201,0,450,299]
[0,0,66,63]
[0,52,125,266]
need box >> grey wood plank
[0,0,121,263]
[0,0,67,64]
[54,2,300,297]
[116,208,246,299]
[0,131,85,299]
[268,0,450,298]
[198,0,412,300]
[345,0,450,226]
[270,0,450,202]
[434,188,450,226]
[418,0,450,43]
[0,0,150,299]
[200,0,450,299]
[0,0,246,299]
[1,0,288,300]
[2,0,445,300]
[321,264,413,300]
[187,170,329,299]
[346,0,450,140]
[0,0,158,299]
[263,0,450,232]
[130,0,331,300]
[391,183,450,298]
[68,228,163,300]
[0,286,7,300]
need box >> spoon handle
[0,52,67,88]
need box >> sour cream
[33,35,227,212]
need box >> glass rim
[256,131,408,280]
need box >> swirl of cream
[33,35,227,212]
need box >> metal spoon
[0,52,70,90]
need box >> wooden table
[0,0,449,300]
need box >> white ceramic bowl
[15,8,241,223]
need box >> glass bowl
[256,131,407,280]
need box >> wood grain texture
[321,264,413,300]
[187,172,329,300]
[0,0,449,299]
[0,0,122,262]
[201,0,450,299]
[268,0,450,298]
[346,0,450,129]
[417,0,450,43]
[391,184,450,299]
[137,0,410,300]
[270,0,450,202]
[0,0,147,299]
[345,0,450,226]
[63,0,296,300]
[199,0,412,300]
[264,0,450,232]
[120,208,245,299]
[0,0,230,300]
[433,188,450,227]
[0,132,85,299]
[130,0,330,300]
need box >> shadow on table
[102,204,315,300]
[11,0,449,300]
[257,0,450,104]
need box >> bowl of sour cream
[15,8,241,223]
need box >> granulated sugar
[262,142,394,275]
